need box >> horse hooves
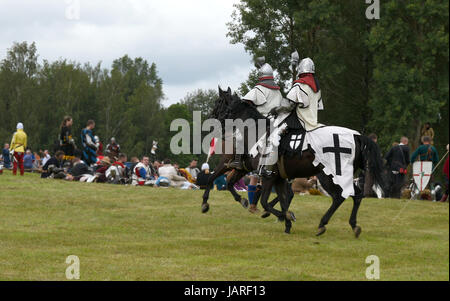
[240,198,249,209]
[285,228,291,234]
[261,211,271,219]
[353,226,362,238]
[201,203,209,213]
[286,211,296,222]
[316,226,326,236]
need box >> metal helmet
[254,56,274,78]
[297,57,315,75]
[111,137,116,142]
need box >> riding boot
[229,154,244,170]
[258,164,277,178]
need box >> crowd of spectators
[2,121,448,203]
[363,123,448,201]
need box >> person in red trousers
[10,122,27,176]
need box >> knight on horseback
[258,52,324,178]
[228,57,289,170]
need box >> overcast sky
[0,0,253,106]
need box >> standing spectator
[185,159,200,180]
[106,137,120,161]
[10,122,27,176]
[411,136,439,191]
[385,136,410,198]
[411,136,439,168]
[440,144,449,202]
[420,123,435,145]
[41,150,51,166]
[1,143,11,169]
[363,133,379,197]
[81,120,98,166]
[60,116,76,162]
[23,149,34,170]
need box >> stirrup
[258,166,276,178]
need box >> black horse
[226,93,385,237]
[202,87,296,233]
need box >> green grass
[0,171,448,281]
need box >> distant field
[0,171,448,281]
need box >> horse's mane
[229,95,266,121]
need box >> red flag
[207,138,217,163]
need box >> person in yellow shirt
[10,122,27,176]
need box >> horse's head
[210,86,233,121]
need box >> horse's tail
[358,135,385,191]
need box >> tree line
[0,42,218,168]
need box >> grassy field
[0,171,448,281]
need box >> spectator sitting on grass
[95,157,112,183]
[214,174,227,190]
[41,150,51,167]
[132,156,155,186]
[159,159,198,189]
[23,149,34,171]
[67,155,93,181]
[185,159,200,181]
[41,151,66,179]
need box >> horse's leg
[275,179,295,234]
[261,196,279,219]
[349,184,363,238]
[316,172,345,236]
[259,177,287,221]
[202,159,228,213]
[226,169,249,209]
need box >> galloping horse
[201,87,295,233]
[226,94,385,237]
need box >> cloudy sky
[0,0,253,106]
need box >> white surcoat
[286,83,324,131]
[243,85,283,117]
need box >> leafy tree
[366,0,449,150]
[227,0,376,132]
[181,89,218,119]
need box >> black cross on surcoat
[323,134,352,176]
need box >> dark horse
[201,87,296,233]
[226,93,385,237]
